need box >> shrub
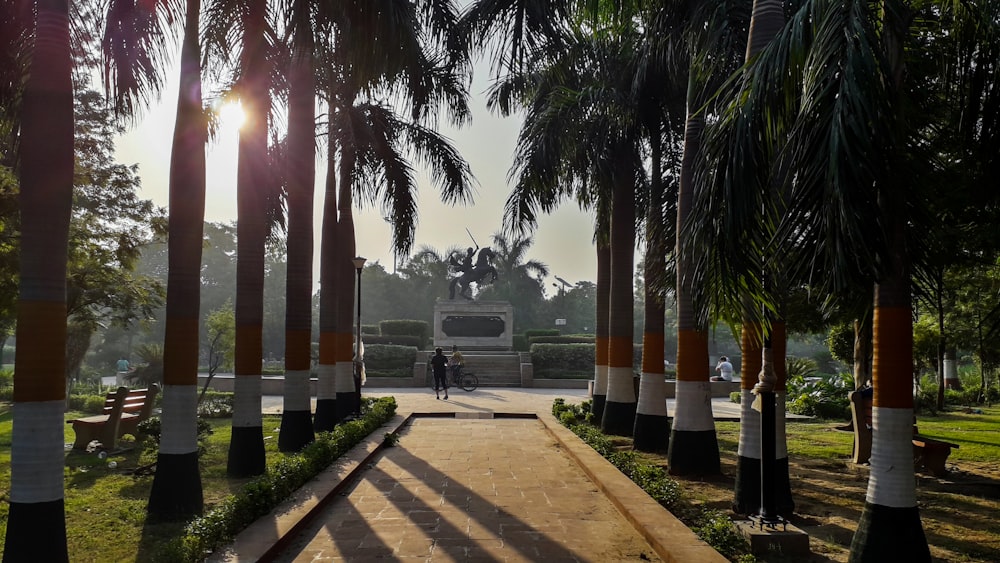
[730,391,741,404]
[524,329,560,340]
[379,320,429,349]
[785,371,851,419]
[528,335,595,344]
[513,334,528,351]
[531,343,594,376]
[364,344,418,378]
[198,391,234,418]
[364,334,422,347]
[361,324,380,335]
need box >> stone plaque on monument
[433,300,514,349]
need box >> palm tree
[277,0,316,452]
[147,0,208,520]
[3,0,74,556]
[476,233,549,304]
[218,0,272,478]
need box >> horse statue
[448,247,498,300]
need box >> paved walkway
[210,388,802,562]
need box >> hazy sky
[115,63,610,296]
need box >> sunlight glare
[219,101,246,130]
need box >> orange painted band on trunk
[285,329,312,370]
[873,306,913,409]
[741,323,762,389]
[641,332,665,373]
[13,300,66,403]
[772,321,787,390]
[677,329,709,382]
[163,316,200,386]
[318,332,336,364]
[595,336,609,365]
[608,336,633,368]
[336,331,354,362]
[234,324,263,376]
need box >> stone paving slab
[271,417,666,562]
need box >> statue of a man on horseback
[447,231,498,299]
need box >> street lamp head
[352,256,366,271]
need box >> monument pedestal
[433,300,514,350]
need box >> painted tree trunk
[147,0,205,521]
[635,137,669,452]
[335,149,358,423]
[228,0,268,477]
[668,115,718,475]
[4,0,73,556]
[315,115,339,431]
[279,42,316,452]
[591,236,611,421]
[602,182,636,436]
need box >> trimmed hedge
[531,343,645,378]
[363,344,418,378]
[379,320,429,349]
[513,334,528,351]
[524,329,560,340]
[529,336,595,345]
[361,324,381,335]
[363,334,422,348]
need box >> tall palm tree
[476,233,549,303]
[219,0,272,478]
[3,0,74,557]
[147,0,208,519]
[277,0,316,452]
[668,0,748,476]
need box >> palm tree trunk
[733,321,762,514]
[634,135,669,452]
[335,146,358,423]
[147,0,205,521]
[849,5,929,558]
[228,0,268,477]
[279,41,316,452]
[591,234,610,421]
[602,179,636,436]
[3,0,73,556]
[314,113,339,432]
[668,114,719,475]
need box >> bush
[531,343,594,376]
[198,391,234,418]
[528,335,595,344]
[785,371,851,419]
[364,334,422,347]
[524,329,560,340]
[361,324,380,335]
[0,368,11,389]
[379,320,429,349]
[364,344,418,378]
[513,334,528,351]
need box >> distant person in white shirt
[712,356,734,382]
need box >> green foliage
[361,324,380,335]
[126,343,164,386]
[528,335,595,344]
[525,329,560,340]
[378,320,429,349]
[198,391,234,418]
[785,356,818,380]
[364,344,418,377]
[364,334,422,347]
[165,397,397,561]
[137,416,213,453]
[205,301,236,373]
[513,334,528,351]
[730,391,741,404]
[826,322,854,366]
[531,343,594,375]
[692,510,756,561]
[0,368,10,389]
[786,371,852,419]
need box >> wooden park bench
[848,389,959,476]
[67,384,159,451]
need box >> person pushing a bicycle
[448,345,464,385]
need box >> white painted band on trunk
[10,401,65,503]
[160,384,199,455]
[232,376,262,427]
[593,364,609,395]
[606,366,636,402]
[672,380,715,431]
[315,363,336,398]
[637,372,667,415]
[335,361,355,393]
[283,369,311,410]
[738,389,761,458]
[776,392,788,458]
[866,406,918,507]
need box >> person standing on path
[430,347,449,399]
[448,345,464,386]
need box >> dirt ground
[634,428,1000,562]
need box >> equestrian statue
[448,237,498,300]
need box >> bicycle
[450,368,479,392]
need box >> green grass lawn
[0,407,286,561]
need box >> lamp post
[352,256,366,415]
